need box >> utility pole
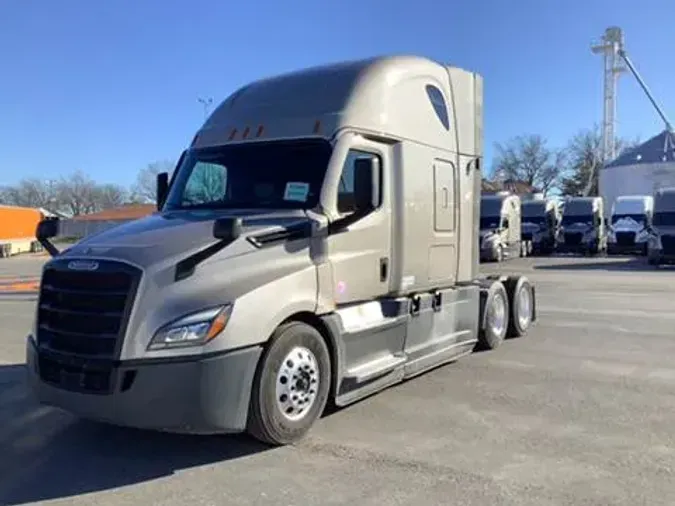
[197,97,214,120]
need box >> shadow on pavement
[0,363,270,505]
[534,257,674,272]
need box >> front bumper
[650,250,675,265]
[556,242,592,254]
[607,241,648,255]
[26,337,262,434]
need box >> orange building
[0,205,46,256]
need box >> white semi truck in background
[29,55,538,446]
[521,199,561,256]
[607,195,653,256]
[479,192,525,262]
[648,187,675,266]
[558,196,607,256]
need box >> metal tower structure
[591,27,627,164]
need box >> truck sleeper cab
[520,199,561,256]
[479,192,524,262]
[607,195,653,256]
[558,196,607,256]
[648,187,675,266]
[27,56,537,446]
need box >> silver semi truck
[558,196,607,255]
[479,192,524,262]
[607,195,653,256]
[648,187,675,266]
[29,55,537,446]
[521,198,561,256]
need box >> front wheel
[495,244,504,263]
[647,253,660,266]
[247,321,331,446]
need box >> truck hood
[562,222,592,232]
[655,226,675,236]
[611,217,645,232]
[522,221,545,233]
[479,229,499,240]
[59,209,312,269]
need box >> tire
[505,276,534,338]
[247,321,331,446]
[495,245,504,263]
[477,282,509,350]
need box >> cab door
[326,138,392,305]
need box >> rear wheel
[505,277,534,338]
[478,282,509,350]
[247,321,331,446]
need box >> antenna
[197,97,214,119]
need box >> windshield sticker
[284,182,310,202]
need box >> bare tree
[2,171,134,216]
[560,125,641,196]
[0,178,60,209]
[132,160,175,203]
[491,135,565,195]
[95,183,129,210]
[55,170,103,216]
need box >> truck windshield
[611,213,645,224]
[480,217,500,230]
[163,139,332,211]
[562,214,594,226]
[523,216,547,226]
[653,211,675,227]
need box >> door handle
[379,257,389,282]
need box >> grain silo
[599,129,675,213]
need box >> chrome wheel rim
[490,293,506,337]
[275,346,319,422]
[517,285,532,329]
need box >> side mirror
[353,157,380,212]
[213,217,243,242]
[156,172,169,210]
[36,217,59,240]
[35,217,61,257]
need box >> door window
[337,150,382,214]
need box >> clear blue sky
[1,0,672,188]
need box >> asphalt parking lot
[1,255,674,505]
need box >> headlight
[148,305,232,350]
